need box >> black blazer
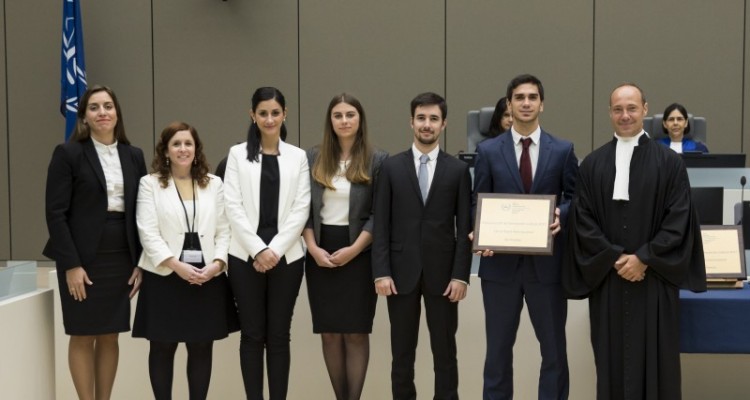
[372,148,472,295]
[43,139,147,271]
[305,146,389,245]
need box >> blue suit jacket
[472,130,578,284]
[657,137,709,153]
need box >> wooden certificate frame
[472,193,556,255]
[701,225,747,280]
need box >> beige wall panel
[153,0,299,168]
[299,0,444,154]
[6,0,63,260]
[447,0,594,156]
[81,1,154,163]
[7,1,153,261]
[593,0,744,154]
[0,1,9,259]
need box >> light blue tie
[418,154,429,203]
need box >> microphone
[740,176,746,226]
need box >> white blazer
[223,141,311,263]
[136,173,230,276]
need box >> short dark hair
[153,121,210,189]
[410,92,447,119]
[246,87,287,162]
[661,102,691,135]
[506,74,544,102]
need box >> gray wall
[1,0,748,260]
[0,2,8,259]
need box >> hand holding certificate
[473,193,556,255]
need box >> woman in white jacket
[134,121,238,400]
[224,87,311,400]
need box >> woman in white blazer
[224,87,311,400]
[133,122,238,400]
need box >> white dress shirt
[412,143,440,192]
[320,161,351,226]
[511,126,542,179]
[92,137,125,212]
[613,130,647,201]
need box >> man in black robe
[563,83,706,400]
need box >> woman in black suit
[223,87,311,399]
[303,93,387,400]
[44,85,147,400]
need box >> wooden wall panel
[593,0,744,152]
[0,0,9,259]
[152,0,299,168]
[299,0,445,154]
[6,0,63,260]
[447,0,595,157]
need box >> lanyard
[175,179,196,234]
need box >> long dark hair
[70,85,130,144]
[312,93,373,189]
[246,87,287,162]
[487,96,509,138]
[153,121,210,189]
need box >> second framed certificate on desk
[473,193,556,255]
[700,225,746,279]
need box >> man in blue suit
[472,74,578,400]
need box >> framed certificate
[701,225,746,279]
[473,193,556,255]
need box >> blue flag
[61,0,87,141]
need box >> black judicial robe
[563,135,706,400]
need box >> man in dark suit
[472,74,578,400]
[373,92,472,400]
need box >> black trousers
[387,280,459,400]
[228,254,303,400]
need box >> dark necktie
[520,138,532,193]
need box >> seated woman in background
[487,96,513,138]
[658,102,709,153]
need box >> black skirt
[305,225,376,333]
[133,266,239,342]
[57,215,133,336]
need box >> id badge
[181,249,203,264]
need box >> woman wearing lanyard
[134,121,237,400]
[224,87,311,399]
[44,85,147,400]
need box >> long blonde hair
[312,93,373,189]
